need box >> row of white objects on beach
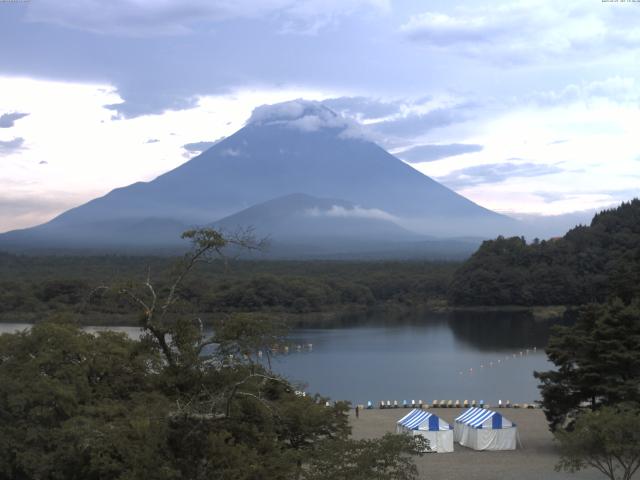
[368,399,538,409]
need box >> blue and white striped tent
[454,407,517,451]
[396,409,454,453]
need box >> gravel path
[349,408,607,480]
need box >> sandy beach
[349,408,606,480]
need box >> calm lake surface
[0,310,565,406]
[275,310,565,406]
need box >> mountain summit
[0,100,515,254]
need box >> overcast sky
[1,0,639,232]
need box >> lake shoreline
[3,311,559,404]
[0,303,569,326]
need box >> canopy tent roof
[397,409,452,431]
[455,408,514,429]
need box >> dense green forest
[4,198,640,321]
[0,253,457,323]
[449,199,640,306]
[0,231,425,480]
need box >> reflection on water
[447,310,571,351]
[273,310,567,405]
[0,310,567,405]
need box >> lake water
[273,310,565,406]
[0,310,565,406]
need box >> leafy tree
[0,321,174,480]
[0,228,425,479]
[303,433,427,480]
[213,313,288,369]
[555,405,640,480]
[535,300,640,431]
[449,199,640,307]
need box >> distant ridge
[213,193,421,242]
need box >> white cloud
[27,0,390,36]
[248,99,365,138]
[306,204,398,222]
[221,148,241,157]
[527,76,640,106]
[401,1,640,65]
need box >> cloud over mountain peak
[247,99,363,137]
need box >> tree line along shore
[2,200,639,325]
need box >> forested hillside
[0,255,455,323]
[448,199,640,306]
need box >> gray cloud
[397,143,483,163]
[0,112,29,128]
[0,1,420,118]
[1,0,636,123]
[183,140,218,153]
[0,137,25,155]
[371,103,477,139]
[145,138,160,144]
[26,0,389,36]
[106,94,200,119]
[401,2,640,65]
[437,162,564,189]
[296,96,484,149]
[533,191,568,203]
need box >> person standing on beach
[355,405,360,418]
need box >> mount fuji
[0,100,516,256]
